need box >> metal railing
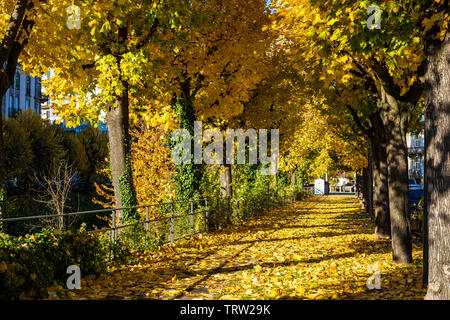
[300,185,356,194]
[0,198,210,251]
[329,185,355,193]
[0,188,314,257]
[408,146,424,155]
[302,186,314,195]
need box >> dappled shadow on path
[52,195,425,300]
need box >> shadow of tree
[58,196,424,300]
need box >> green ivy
[118,154,138,221]
[169,97,204,204]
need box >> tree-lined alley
[50,196,425,300]
[0,0,448,300]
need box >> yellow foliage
[131,122,175,219]
[50,196,426,300]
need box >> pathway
[51,196,426,300]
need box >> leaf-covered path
[52,196,426,300]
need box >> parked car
[409,178,421,188]
[408,178,423,214]
[343,182,355,192]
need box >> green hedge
[0,229,106,299]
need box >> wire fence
[0,187,313,258]
[1,199,209,246]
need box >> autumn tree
[422,0,449,300]
[0,0,43,229]
[320,82,392,238]
[131,121,175,212]
[270,0,445,263]
[345,106,391,237]
[160,0,271,201]
[23,0,189,221]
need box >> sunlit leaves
[49,196,426,300]
[270,0,435,97]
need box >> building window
[25,98,30,110]
[26,76,31,96]
[9,95,13,117]
[35,102,40,115]
[15,96,19,114]
[35,79,41,98]
[415,158,422,172]
[415,135,423,147]
[15,72,20,91]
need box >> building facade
[1,67,43,119]
[407,132,424,185]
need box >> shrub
[0,228,106,300]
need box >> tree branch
[345,104,372,137]
[134,18,159,51]
[0,0,29,65]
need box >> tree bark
[0,98,6,233]
[219,163,232,198]
[379,87,413,264]
[368,155,374,217]
[362,166,369,211]
[170,77,204,203]
[290,170,297,186]
[345,105,384,223]
[424,31,450,300]
[355,174,363,202]
[371,123,391,239]
[106,80,137,221]
[364,152,374,217]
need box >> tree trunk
[371,129,391,239]
[0,97,6,233]
[379,88,413,264]
[424,31,450,300]
[362,166,369,210]
[170,80,204,204]
[368,156,374,217]
[356,174,363,202]
[273,172,278,188]
[106,80,137,221]
[290,170,297,186]
[364,152,374,217]
[219,163,232,198]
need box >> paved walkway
[51,196,425,300]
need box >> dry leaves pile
[50,196,426,300]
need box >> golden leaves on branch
[131,122,175,217]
